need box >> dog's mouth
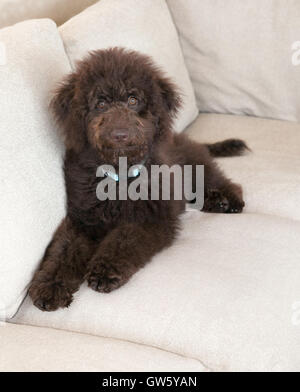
[104,145,139,151]
[99,143,149,166]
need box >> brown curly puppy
[29,48,247,311]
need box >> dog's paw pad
[203,188,244,214]
[226,199,245,214]
[203,189,230,213]
[88,276,122,293]
[87,266,127,294]
[217,199,229,211]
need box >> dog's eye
[128,96,138,106]
[98,100,106,109]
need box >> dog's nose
[111,129,129,142]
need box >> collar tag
[102,168,119,182]
[128,165,143,178]
[102,163,144,182]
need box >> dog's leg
[29,217,96,311]
[199,148,245,213]
[173,134,245,213]
[86,221,178,293]
[202,171,245,213]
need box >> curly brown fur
[29,48,247,311]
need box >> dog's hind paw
[202,187,244,214]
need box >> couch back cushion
[0,0,98,29]
[167,0,300,122]
[0,19,69,319]
[59,0,198,132]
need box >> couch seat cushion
[12,114,300,371]
[1,323,205,371]
[185,114,300,221]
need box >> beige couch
[1,0,300,372]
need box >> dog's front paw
[203,187,244,214]
[86,263,128,293]
[29,279,73,311]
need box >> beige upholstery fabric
[185,114,300,221]
[12,114,300,371]
[59,0,198,133]
[167,0,300,123]
[0,0,98,28]
[0,19,69,320]
[0,323,205,371]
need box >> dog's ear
[51,74,86,152]
[157,77,182,116]
[51,74,77,124]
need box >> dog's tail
[206,138,249,157]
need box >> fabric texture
[0,19,70,320]
[0,0,98,28]
[167,0,300,123]
[12,114,300,371]
[185,114,300,221]
[0,323,206,371]
[59,0,198,133]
